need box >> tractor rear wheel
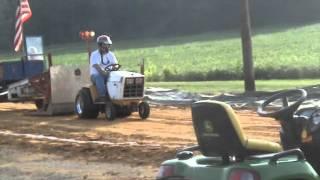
[75,88,99,119]
[34,99,44,110]
[138,102,150,119]
[105,102,116,121]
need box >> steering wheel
[104,64,121,72]
[257,89,307,120]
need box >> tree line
[1,0,320,50]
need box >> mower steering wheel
[104,64,121,72]
[257,89,307,120]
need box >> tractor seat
[191,100,282,159]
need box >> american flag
[14,0,32,52]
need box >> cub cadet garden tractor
[74,64,150,121]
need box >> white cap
[97,35,112,45]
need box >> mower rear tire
[75,88,99,119]
[138,102,150,119]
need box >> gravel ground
[0,145,157,180]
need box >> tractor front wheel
[105,102,116,121]
[138,102,150,119]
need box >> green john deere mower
[156,89,320,180]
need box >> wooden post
[86,40,91,62]
[240,0,256,92]
[140,58,144,75]
[47,53,52,67]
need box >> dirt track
[0,102,281,179]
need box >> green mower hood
[156,154,318,180]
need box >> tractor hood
[109,71,144,82]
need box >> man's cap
[97,35,112,45]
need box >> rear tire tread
[75,88,99,119]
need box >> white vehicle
[74,64,150,120]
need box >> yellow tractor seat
[89,85,98,101]
[191,100,282,159]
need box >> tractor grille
[123,78,144,98]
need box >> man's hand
[93,64,108,76]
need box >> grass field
[1,23,320,81]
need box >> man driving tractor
[90,35,118,102]
[75,34,150,120]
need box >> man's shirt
[90,50,118,76]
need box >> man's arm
[90,52,108,76]
[93,64,108,76]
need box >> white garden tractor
[74,64,150,121]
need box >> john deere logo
[202,120,219,137]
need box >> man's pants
[90,74,108,97]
